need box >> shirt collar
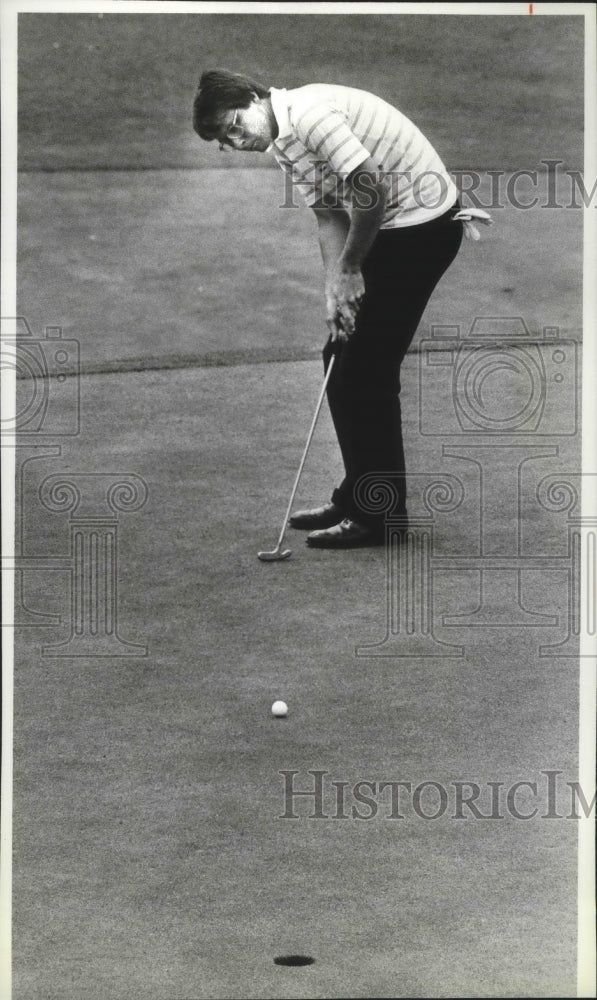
[269,87,293,143]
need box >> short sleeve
[293,106,370,180]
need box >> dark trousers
[323,206,463,534]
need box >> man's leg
[325,296,415,532]
[324,212,463,536]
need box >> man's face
[217,97,276,152]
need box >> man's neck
[264,95,279,142]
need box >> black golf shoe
[289,502,343,530]
[306,518,385,549]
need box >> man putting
[193,70,464,548]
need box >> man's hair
[193,68,270,141]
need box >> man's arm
[313,206,350,275]
[313,156,388,341]
[312,206,351,342]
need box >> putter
[258,352,337,562]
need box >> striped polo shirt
[269,85,457,228]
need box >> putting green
[11,11,586,998]
[12,358,579,998]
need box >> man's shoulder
[286,83,394,122]
[285,83,358,115]
[286,83,338,112]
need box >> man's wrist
[338,255,361,274]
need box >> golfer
[193,70,468,548]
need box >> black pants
[323,206,463,534]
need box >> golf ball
[271,700,288,718]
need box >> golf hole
[274,954,315,967]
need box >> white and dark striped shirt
[270,84,457,227]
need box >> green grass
[18,12,584,170]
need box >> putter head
[257,548,292,562]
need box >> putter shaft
[258,353,336,561]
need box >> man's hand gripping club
[325,267,365,342]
